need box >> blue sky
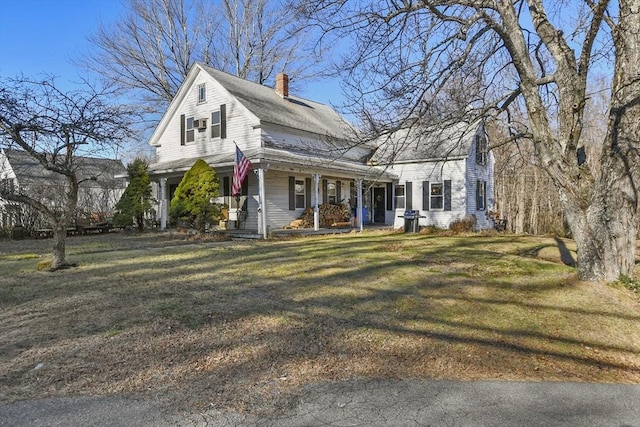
[0,0,123,84]
[0,0,343,105]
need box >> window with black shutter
[476,180,486,210]
[394,185,405,209]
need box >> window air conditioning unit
[193,118,207,130]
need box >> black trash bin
[403,210,420,233]
[11,225,25,240]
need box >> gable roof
[370,120,482,164]
[1,148,126,188]
[198,64,355,140]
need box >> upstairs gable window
[197,83,206,104]
[211,104,226,139]
[186,116,195,143]
[211,110,221,138]
[475,134,488,165]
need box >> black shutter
[180,114,185,145]
[220,104,227,139]
[386,183,393,210]
[406,181,413,210]
[223,176,230,197]
[242,174,248,196]
[336,181,342,203]
[350,181,355,206]
[483,181,487,210]
[422,181,430,211]
[289,176,295,210]
[476,180,481,210]
[444,180,452,211]
[305,178,312,208]
[322,179,328,204]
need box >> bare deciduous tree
[297,0,640,281]
[83,0,318,114]
[0,76,137,270]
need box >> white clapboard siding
[464,133,495,230]
[263,170,309,229]
[388,158,468,229]
[155,70,261,164]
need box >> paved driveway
[2,380,639,426]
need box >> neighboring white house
[0,148,127,231]
[147,62,495,236]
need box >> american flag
[232,145,251,196]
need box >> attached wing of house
[370,120,496,230]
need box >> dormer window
[197,83,206,104]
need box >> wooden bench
[74,218,111,234]
[326,214,352,228]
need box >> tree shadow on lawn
[1,233,639,414]
[516,237,577,267]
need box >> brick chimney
[275,73,289,98]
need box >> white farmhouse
[147,63,495,236]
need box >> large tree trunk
[568,0,640,281]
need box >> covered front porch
[147,146,397,238]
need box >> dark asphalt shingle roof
[199,64,356,140]
[371,121,480,164]
[3,149,126,188]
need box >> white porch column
[159,177,167,230]
[256,168,268,239]
[357,178,364,232]
[313,173,321,231]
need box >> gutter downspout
[313,173,321,231]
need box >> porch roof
[148,146,396,182]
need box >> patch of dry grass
[0,231,639,415]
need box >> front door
[373,187,386,223]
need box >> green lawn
[1,231,638,413]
